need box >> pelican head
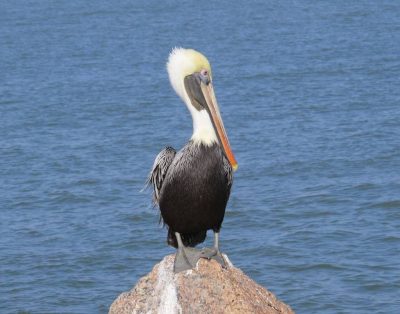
[167,47,238,171]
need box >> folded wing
[146,146,176,205]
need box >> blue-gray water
[1,1,399,313]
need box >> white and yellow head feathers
[167,48,212,104]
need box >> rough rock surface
[109,254,294,314]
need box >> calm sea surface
[1,1,399,313]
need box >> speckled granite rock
[109,254,294,314]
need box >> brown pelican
[147,48,238,272]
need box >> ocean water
[1,1,399,313]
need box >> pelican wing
[146,146,176,205]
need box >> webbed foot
[200,247,226,267]
[174,246,204,273]
[173,232,204,273]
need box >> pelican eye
[199,69,210,85]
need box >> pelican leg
[200,231,226,267]
[174,232,202,273]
